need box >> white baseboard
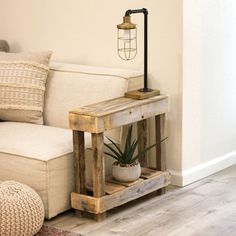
[169,150,236,186]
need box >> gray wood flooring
[45,165,236,236]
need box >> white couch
[0,62,143,219]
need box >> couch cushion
[0,122,113,219]
[0,51,52,124]
[0,151,74,219]
[0,122,74,219]
[0,122,74,161]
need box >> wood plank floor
[45,165,236,236]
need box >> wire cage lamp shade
[117,16,137,60]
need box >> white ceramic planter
[112,162,141,182]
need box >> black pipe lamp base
[125,88,160,100]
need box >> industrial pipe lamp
[117,8,160,99]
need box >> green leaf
[106,137,123,156]
[126,138,139,163]
[130,137,168,163]
[104,142,122,159]
[104,152,123,163]
[105,122,168,166]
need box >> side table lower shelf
[71,168,171,215]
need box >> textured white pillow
[0,51,52,124]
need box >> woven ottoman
[0,181,44,236]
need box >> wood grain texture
[103,182,126,195]
[140,168,163,179]
[155,114,166,171]
[92,133,106,221]
[155,114,167,195]
[73,130,86,217]
[110,178,144,187]
[70,95,169,133]
[70,95,168,117]
[86,182,126,195]
[47,165,236,236]
[71,171,170,214]
[124,89,160,100]
[120,124,130,151]
[71,192,99,214]
[137,119,148,167]
[73,131,86,193]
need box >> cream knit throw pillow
[0,51,52,124]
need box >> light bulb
[122,29,135,43]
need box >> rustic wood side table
[69,95,170,221]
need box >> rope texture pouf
[0,181,44,236]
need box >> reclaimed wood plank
[86,182,126,195]
[120,124,130,151]
[69,96,169,133]
[71,172,170,214]
[137,119,148,167]
[70,95,168,117]
[110,178,144,187]
[125,89,160,100]
[71,192,99,213]
[72,130,86,216]
[70,114,97,133]
[92,133,106,221]
[141,167,163,179]
[100,172,170,213]
[155,114,167,195]
[104,182,126,195]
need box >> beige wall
[181,0,236,185]
[0,0,183,177]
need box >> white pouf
[0,181,44,236]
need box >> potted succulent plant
[105,125,166,182]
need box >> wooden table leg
[120,124,129,151]
[92,133,106,221]
[155,114,167,195]
[137,119,148,167]
[73,130,86,216]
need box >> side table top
[69,95,169,133]
[70,95,169,117]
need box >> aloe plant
[104,125,167,165]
